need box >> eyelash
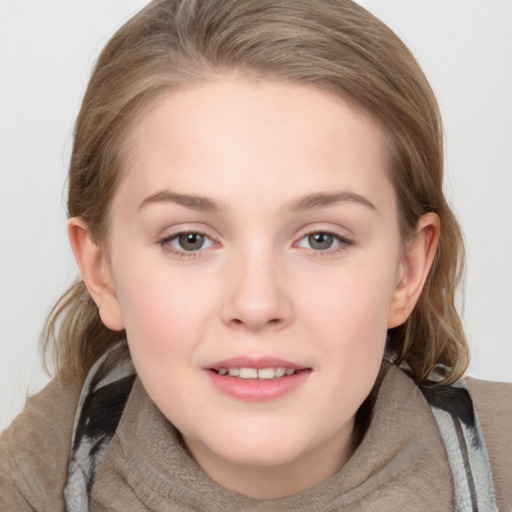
[157,229,354,259]
[295,229,354,256]
[157,230,216,259]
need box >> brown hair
[42,0,468,385]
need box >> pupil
[179,233,204,251]
[309,233,333,250]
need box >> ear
[68,217,125,331]
[388,212,440,328]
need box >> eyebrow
[138,190,227,212]
[287,191,377,213]
[137,189,377,214]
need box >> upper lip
[207,356,309,371]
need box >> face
[99,77,407,494]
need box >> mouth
[206,357,312,401]
[211,367,303,380]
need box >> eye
[305,232,335,250]
[296,231,352,252]
[159,231,215,254]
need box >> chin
[195,420,314,467]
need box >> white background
[1,0,511,431]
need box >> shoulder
[466,376,512,510]
[0,376,81,511]
[466,376,512,435]
[466,375,512,414]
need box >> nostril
[230,317,281,328]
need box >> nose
[221,250,293,332]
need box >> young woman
[1,1,511,510]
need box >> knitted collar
[63,348,497,512]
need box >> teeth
[239,368,258,379]
[275,367,287,377]
[217,367,297,379]
[257,368,275,379]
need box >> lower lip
[206,369,311,402]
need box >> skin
[69,76,439,499]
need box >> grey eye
[296,231,351,253]
[307,232,334,250]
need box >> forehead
[116,77,395,218]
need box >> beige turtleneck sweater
[1,366,511,511]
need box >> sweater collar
[113,365,452,510]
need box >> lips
[208,356,308,372]
[218,367,297,379]
[205,356,311,401]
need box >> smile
[206,358,311,402]
[216,367,297,379]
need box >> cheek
[303,253,398,360]
[299,261,397,421]
[112,255,217,355]
[112,262,217,411]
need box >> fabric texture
[1,361,511,511]
[420,381,497,512]
[64,354,136,512]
